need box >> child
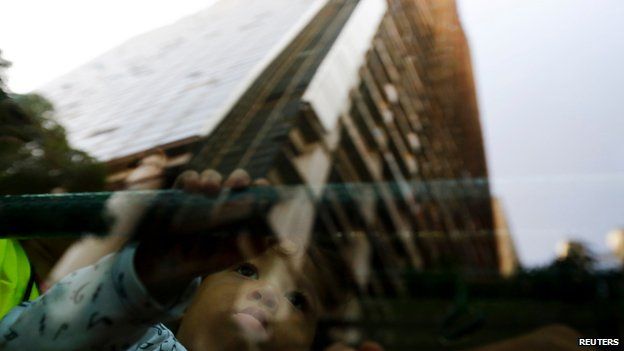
[0,169,354,351]
[177,240,349,351]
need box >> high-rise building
[492,198,519,276]
[40,0,500,296]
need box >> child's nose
[247,286,278,311]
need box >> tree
[0,51,106,195]
[554,240,596,273]
[0,50,11,98]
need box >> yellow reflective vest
[0,239,39,319]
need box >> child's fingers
[223,169,251,189]
[174,170,202,192]
[199,169,223,196]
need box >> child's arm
[0,244,194,350]
[0,169,268,350]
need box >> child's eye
[235,263,259,279]
[286,291,308,311]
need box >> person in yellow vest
[0,239,39,319]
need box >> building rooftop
[38,0,327,161]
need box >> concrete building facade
[40,0,502,337]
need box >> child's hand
[134,169,273,304]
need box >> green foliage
[0,54,106,195]
[0,51,11,99]
[0,51,9,85]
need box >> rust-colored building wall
[427,0,489,179]
[359,0,498,272]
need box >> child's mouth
[232,307,270,342]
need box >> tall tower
[40,0,500,304]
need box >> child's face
[177,247,320,351]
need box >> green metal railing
[0,180,489,238]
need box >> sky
[458,0,624,265]
[0,0,215,93]
[1,0,622,266]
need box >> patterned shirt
[0,245,199,350]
